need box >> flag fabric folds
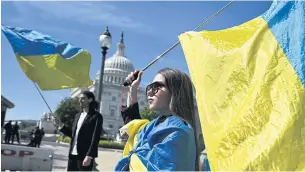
[179,1,305,171]
[120,119,150,158]
[115,116,196,171]
[1,26,93,90]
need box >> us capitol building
[70,33,203,141]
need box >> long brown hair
[81,91,98,112]
[158,68,199,170]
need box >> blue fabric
[262,1,305,86]
[1,25,84,59]
[205,159,211,171]
[115,115,196,171]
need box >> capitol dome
[104,55,134,72]
[96,32,135,85]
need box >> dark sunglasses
[146,82,166,95]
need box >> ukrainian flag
[179,1,305,171]
[1,26,93,90]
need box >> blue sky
[1,1,272,120]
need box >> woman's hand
[125,70,143,106]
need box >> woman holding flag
[115,68,199,171]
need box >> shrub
[56,136,124,150]
[63,137,71,143]
[99,140,125,150]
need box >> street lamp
[98,26,112,113]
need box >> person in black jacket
[54,91,103,171]
[11,122,20,144]
[4,121,12,144]
[36,128,45,148]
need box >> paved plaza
[40,141,123,171]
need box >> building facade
[38,112,57,134]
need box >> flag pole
[142,0,236,71]
[32,82,54,115]
[123,0,235,86]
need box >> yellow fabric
[121,119,150,158]
[16,50,93,90]
[130,154,148,172]
[179,17,305,171]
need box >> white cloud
[11,2,152,31]
[7,16,94,38]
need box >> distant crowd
[3,120,45,147]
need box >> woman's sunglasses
[146,82,166,95]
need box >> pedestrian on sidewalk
[54,91,103,171]
[36,128,45,148]
[4,120,12,144]
[28,129,35,147]
[11,122,20,144]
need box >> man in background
[11,122,20,144]
[36,128,45,148]
[54,91,103,171]
[4,120,12,144]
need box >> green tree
[19,121,36,130]
[140,107,158,121]
[54,97,80,129]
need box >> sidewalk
[58,142,123,171]
[95,149,122,171]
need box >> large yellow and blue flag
[179,0,305,171]
[1,26,93,90]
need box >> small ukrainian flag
[2,25,93,90]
